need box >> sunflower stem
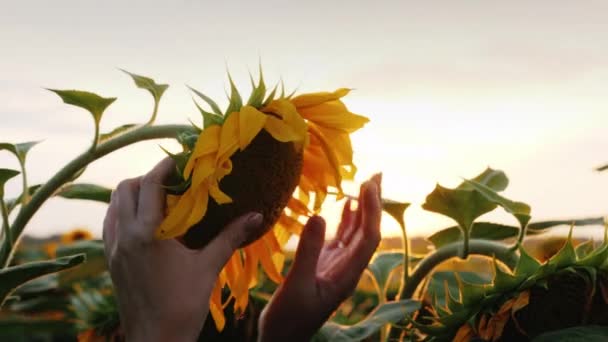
[147,101,159,126]
[19,160,29,206]
[1,197,11,262]
[461,225,470,259]
[0,124,195,267]
[399,239,518,300]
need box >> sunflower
[61,228,94,244]
[155,72,368,330]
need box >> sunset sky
[1,1,607,241]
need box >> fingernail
[246,212,264,228]
[371,172,382,187]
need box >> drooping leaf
[422,184,497,231]
[56,183,112,203]
[428,222,520,248]
[313,300,420,342]
[382,199,410,229]
[456,167,509,192]
[427,271,491,311]
[532,325,608,342]
[0,141,41,164]
[464,179,531,228]
[0,254,85,305]
[188,85,223,116]
[56,240,106,286]
[224,73,243,116]
[120,69,168,104]
[47,89,116,125]
[99,123,138,142]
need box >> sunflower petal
[239,106,267,149]
[217,111,240,163]
[290,88,350,108]
[298,100,369,133]
[183,125,221,178]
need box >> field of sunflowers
[1,70,607,342]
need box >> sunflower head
[61,228,94,244]
[156,70,369,330]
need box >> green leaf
[121,69,168,104]
[0,254,85,305]
[99,123,138,142]
[247,66,266,108]
[0,168,20,191]
[263,83,279,107]
[313,300,420,342]
[47,89,116,125]
[368,252,420,297]
[422,184,497,231]
[382,199,410,229]
[548,236,577,268]
[532,325,608,342]
[56,183,112,203]
[224,73,243,116]
[192,96,224,128]
[56,240,106,286]
[514,245,541,278]
[0,141,41,164]
[428,222,520,248]
[188,85,223,116]
[427,271,491,310]
[528,217,604,232]
[464,179,531,228]
[457,167,509,192]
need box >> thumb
[287,216,326,283]
[203,212,264,272]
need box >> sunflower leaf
[0,169,20,192]
[0,141,41,164]
[532,325,608,342]
[548,236,577,268]
[0,254,85,306]
[463,179,531,229]
[192,96,224,128]
[382,199,410,230]
[428,222,520,248]
[188,86,223,116]
[120,69,168,105]
[492,256,517,292]
[514,246,541,278]
[56,240,106,286]
[368,252,421,297]
[6,184,41,214]
[224,73,242,116]
[313,300,420,342]
[47,89,116,126]
[56,183,112,203]
[263,83,279,107]
[457,167,508,192]
[247,67,266,108]
[422,184,497,232]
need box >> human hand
[258,174,382,342]
[103,158,265,342]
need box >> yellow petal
[307,125,343,194]
[191,155,216,190]
[239,105,267,149]
[217,112,240,164]
[252,239,283,284]
[209,280,226,331]
[290,88,350,108]
[263,99,308,144]
[298,100,369,133]
[183,185,210,230]
[209,182,232,204]
[184,125,221,178]
[156,190,197,239]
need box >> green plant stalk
[399,239,518,300]
[91,123,100,152]
[19,160,29,206]
[461,224,470,259]
[0,197,10,252]
[147,101,159,126]
[0,124,195,267]
[398,220,410,298]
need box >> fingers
[115,177,141,221]
[138,157,175,229]
[333,199,354,247]
[287,216,326,283]
[203,212,264,273]
[102,191,119,256]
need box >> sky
[1,0,607,241]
